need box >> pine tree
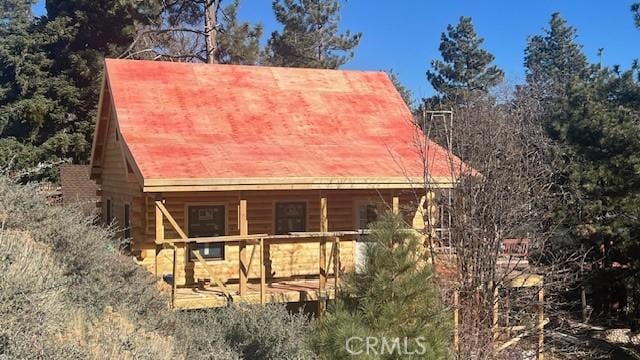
[132,0,263,64]
[524,13,591,99]
[548,69,640,268]
[426,16,504,104]
[0,1,157,179]
[386,70,414,110]
[216,0,263,64]
[313,214,452,359]
[265,0,361,69]
[632,3,640,28]
[0,0,81,178]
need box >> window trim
[185,202,228,262]
[273,200,308,235]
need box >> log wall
[143,189,426,286]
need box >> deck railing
[154,199,354,308]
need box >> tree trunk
[204,0,220,64]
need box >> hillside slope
[0,176,313,359]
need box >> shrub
[177,303,315,359]
[0,230,75,358]
[0,176,315,359]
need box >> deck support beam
[453,289,460,353]
[154,200,164,279]
[492,284,500,343]
[318,197,328,316]
[333,236,340,290]
[537,284,544,360]
[239,199,248,297]
[260,237,266,304]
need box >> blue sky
[34,1,639,101]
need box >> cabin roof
[93,59,467,191]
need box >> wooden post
[453,290,459,353]
[492,285,499,343]
[581,286,587,322]
[260,237,266,304]
[537,285,545,360]
[239,199,248,297]
[155,201,164,278]
[171,244,177,308]
[334,236,340,289]
[505,289,511,338]
[318,197,328,315]
[392,196,399,214]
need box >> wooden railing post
[239,199,248,297]
[260,237,266,304]
[492,285,500,343]
[155,200,164,279]
[537,284,545,360]
[453,290,460,353]
[318,197,328,315]
[171,243,177,308]
[155,199,178,309]
[333,236,340,289]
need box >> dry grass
[0,176,314,359]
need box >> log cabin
[89,59,467,309]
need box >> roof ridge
[104,58,387,75]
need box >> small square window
[275,202,306,235]
[358,203,379,229]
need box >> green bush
[312,214,453,359]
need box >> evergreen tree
[524,13,590,99]
[313,214,452,359]
[548,69,640,269]
[216,0,263,64]
[0,1,156,179]
[386,70,414,110]
[265,0,361,69]
[133,0,263,64]
[632,3,640,28]
[0,0,80,178]
[44,0,158,158]
[426,16,504,103]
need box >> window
[123,204,131,239]
[435,190,453,247]
[105,199,112,224]
[275,202,306,235]
[188,205,225,260]
[357,202,379,230]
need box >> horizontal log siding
[99,114,144,258]
[144,189,426,286]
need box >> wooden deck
[173,279,336,309]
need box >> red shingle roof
[102,59,464,186]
